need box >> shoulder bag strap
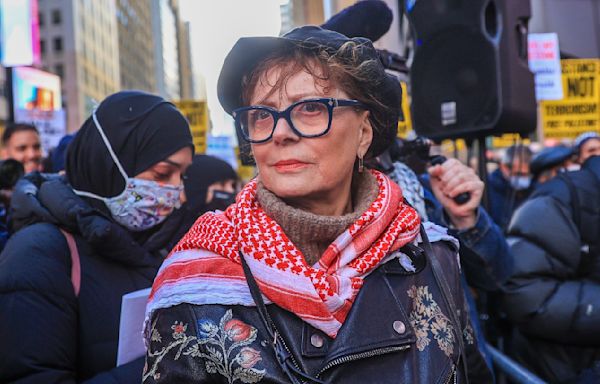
[239,251,325,384]
[60,228,81,297]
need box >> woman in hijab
[143,27,492,383]
[0,91,193,383]
[165,154,239,253]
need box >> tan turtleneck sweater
[256,171,379,265]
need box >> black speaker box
[406,0,537,140]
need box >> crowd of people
[0,22,599,384]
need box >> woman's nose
[271,117,300,144]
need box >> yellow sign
[234,147,256,182]
[174,100,209,153]
[491,134,531,148]
[441,139,467,154]
[397,81,414,139]
[540,59,600,139]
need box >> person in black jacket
[0,91,193,383]
[503,155,600,383]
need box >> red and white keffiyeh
[146,170,420,338]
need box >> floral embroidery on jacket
[144,309,266,384]
[407,285,456,357]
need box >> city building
[117,0,156,92]
[151,0,180,101]
[178,20,194,100]
[38,0,121,133]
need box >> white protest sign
[528,33,563,100]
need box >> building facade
[178,20,194,100]
[37,0,120,133]
[151,0,180,101]
[117,0,156,92]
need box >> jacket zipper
[274,330,305,381]
[315,345,411,379]
[444,364,457,384]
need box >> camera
[0,159,25,190]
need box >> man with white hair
[574,131,600,164]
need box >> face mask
[73,110,183,231]
[510,176,531,191]
[205,190,236,212]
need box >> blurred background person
[574,131,600,165]
[1,122,43,174]
[42,133,76,174]
[503,154,600,383]
[0,159,24,251]
[161,154,239,254]
[487,144,533,231]
[530,145,575,185]
[182,154,238,215]
[0,91,193,383]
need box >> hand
[428,158,484,230]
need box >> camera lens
[0,159,25,190]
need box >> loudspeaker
[406,0,536,140]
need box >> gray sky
[178,0,284,136]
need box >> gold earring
[358,156,364,173]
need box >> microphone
[321,0,393,43]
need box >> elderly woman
[144,26,491,383]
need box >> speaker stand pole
[6,66,15,124]
[477,136,489,211]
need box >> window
[52,9,61,25]
[55,64,64,78]
[53,37,63,52]
[38,12,44,27]
[40,39,45,55]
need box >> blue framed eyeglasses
[232,98,367,143]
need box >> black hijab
[162,155,238,252]
[66,91,193,201]
[184,154,238,214]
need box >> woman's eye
[299,102,324,114]
[154,173,171,181]
[250,110,271,121]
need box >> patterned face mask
[73,110,183,231]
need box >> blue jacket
[487,169,530,231]
[420,174,513,292]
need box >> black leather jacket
[143,240,493,383]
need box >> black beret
[217,25,400,158]
[530,145,574,176]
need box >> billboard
[12,66,61,112]
[12,66,65,153]
[0,0,40,67]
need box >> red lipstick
[273,159,309,172]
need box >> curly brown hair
[241,41,400,158]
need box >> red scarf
[148,170,420,337]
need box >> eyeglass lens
[239,101,330,142]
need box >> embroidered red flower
[237,347,262,369]
[224,319,252,342]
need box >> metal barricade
[486,343,547,384]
